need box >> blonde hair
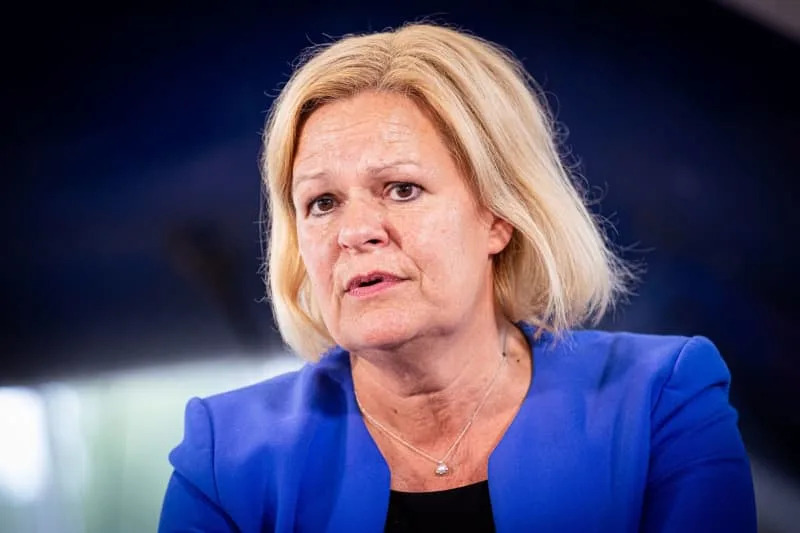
[262,23,632,360]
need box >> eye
[387,182,422,202]
[308,194,338,216]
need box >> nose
[337,198,389,253]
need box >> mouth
[345,271,405,296]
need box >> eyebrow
[292,160,422,191]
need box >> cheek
[297,225,336,287]
[406,206,483,280]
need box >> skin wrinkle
[292,91,531,491]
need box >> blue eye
[387,183,422,201]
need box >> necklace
[353,329,508,477]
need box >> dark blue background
[2,1,798,475]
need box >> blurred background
[1,0,798,531]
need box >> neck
[350,313,511,448]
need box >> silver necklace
[354,329,508,477]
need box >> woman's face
[292,91,511,351]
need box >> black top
[384,480,496,532]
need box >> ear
[487,215,514,255]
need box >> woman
[159,23,756,532]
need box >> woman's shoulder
[525,325,732,402]
[169,347,351,470]
[164,348,354,529]
[199,346,352,426]
[570,328,727,375]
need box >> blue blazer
[159,324,756,532]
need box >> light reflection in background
[0,352,302,533]
[0,388,50,505]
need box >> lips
[345,271,404,293]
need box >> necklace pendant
[434,462,450,476]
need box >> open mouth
[358,277,383,288]
[346,272,403,294]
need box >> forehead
[292,92,444,179]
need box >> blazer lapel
[321,350,391,532]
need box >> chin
[335,309,423,352]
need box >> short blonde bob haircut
[262,22,631,360]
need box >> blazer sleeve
[159,397,239,533]
[640,336,757,532]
